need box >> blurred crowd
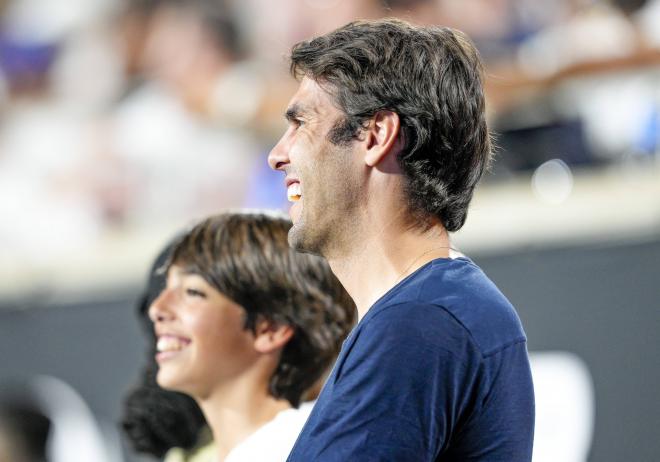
[0,0,659,270]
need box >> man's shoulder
[367,257,527,358]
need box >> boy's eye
[185,287,207,298]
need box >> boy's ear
[253,319,294,354]
[363,110,402,167]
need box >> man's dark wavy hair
[290,19,491,232]
[164,211,355,407]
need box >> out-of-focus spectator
[0,0,113,264]
[483,0,660,174]
[106,0,262,227]
[238,0,380,62]
[638,0,660,45]
[516,0,643,78]
[0,0,658,293]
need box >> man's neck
[327,213,451,319]
[198,380,291,461]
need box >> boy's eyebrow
[180,267,204,278]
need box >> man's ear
[253,319,295,354]
[363,110,401,167]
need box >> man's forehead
[286,76,336,116]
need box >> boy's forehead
[167,264,196,279]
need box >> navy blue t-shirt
[287,257,535,461]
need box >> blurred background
[0,0,658,461]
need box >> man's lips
[287,184,302,202]
[285,176,299,188]
[285,177,302,202]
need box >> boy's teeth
[287,183,302,202]
[157,336,189,352]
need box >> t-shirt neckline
[359,256,470,327]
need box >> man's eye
[185,288,207,298]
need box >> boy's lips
[155,334,191,362]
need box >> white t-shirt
[225,402,313,462]
[164,402,314,462]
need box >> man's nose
[268,131,291,171]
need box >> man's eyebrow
[285,104,303,122]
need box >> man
[268,19,535,461]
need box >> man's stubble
[288,143,362,260]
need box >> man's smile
[287,182,302,202]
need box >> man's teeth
[287,183,302,202]
[157,336,190,353]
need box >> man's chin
[288,224,323,256]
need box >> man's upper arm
[447,340,535,461]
